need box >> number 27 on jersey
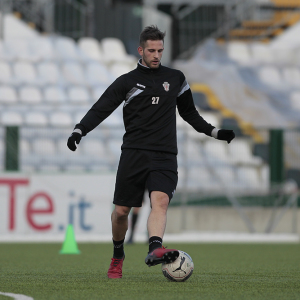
[152,97,159,104]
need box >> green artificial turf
[0,243,299,300]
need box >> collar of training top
[137,59,161,73]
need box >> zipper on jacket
[150,70,155,85]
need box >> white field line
[0,292,33,300]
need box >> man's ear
[137,46,143,56]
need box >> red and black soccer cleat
[107,256,125,278]
[145,246,179,267]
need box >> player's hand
[67,132,82,151]
[217,129,235,144]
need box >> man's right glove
[67,129,82,151]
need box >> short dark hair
[139,25,165,48]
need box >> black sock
[149,236,162,253]
[129,213,138,240]
[113,239,125,259]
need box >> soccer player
[67,25,235,279]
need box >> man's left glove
[67,130,82,151]
[217,129,235,144]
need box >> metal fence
[1,125,300,190]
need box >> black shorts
[113,149,178,207]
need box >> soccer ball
[161,250,194,282]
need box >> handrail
[176,0,258,59]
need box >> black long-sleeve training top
[77,60,215,155]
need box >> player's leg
[147,191,169,239]
[144,152,179,267]
[107,205,131,279]
[111,204,131,255]
[145,190,179,266]
[108,149,148,278]
[127,206,141,244]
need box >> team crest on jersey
[163,82,170,92]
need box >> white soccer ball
[161,250,194,282]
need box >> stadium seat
[0,86,18,105]
[203,139,230,165]
[37,62,64,85]
[270,47,295,65]
[282,67,300,88]
[260,165,270,191]
[228,139,262,165]
[24,111,48,126]
[176,167,186,189]
[186,166,219,191]
[5,39,40,63]
[31,138,60,170]
[227,41,252,64]
[101,37,136,65]
[30,37,56,61]
[186,125,207,141]
[32,138,56,155]
[109,62,133,78]
[57,136,85,158]
[257,66,283,88]
[1,111,23,125]
[185,139,205,165]
[4,13,39,39]
[49,111,73,127]
[289,91,300,111]
[82,139,107,157]
[19,86,43,105]
[200,112,220,128]
[62,62,87,85]
[107,139,122,167]
[20,139,31,156]
[176,112,188,128]
[236,166,262,191]
[0,61,14,84]
[92,86,107,100]
[102,112,123,127]
[0,40,15,62]
[216,166,239,191]
[68,86,91,104]
[85,61,115,86]
[44,86,68,104]
[250,43,274,64]
[57,138,73,155]
[56,137,85,170]
[73,110,86,123]
[13,61,41,85]
[78,37,104,62]
[54,36,81,61]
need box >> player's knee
[113,205,131,220]
[151,192,169,212]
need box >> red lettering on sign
[26,192,54,230]
[0,178,29,230]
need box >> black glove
[217,129,235,144]
[67,132,82,151]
